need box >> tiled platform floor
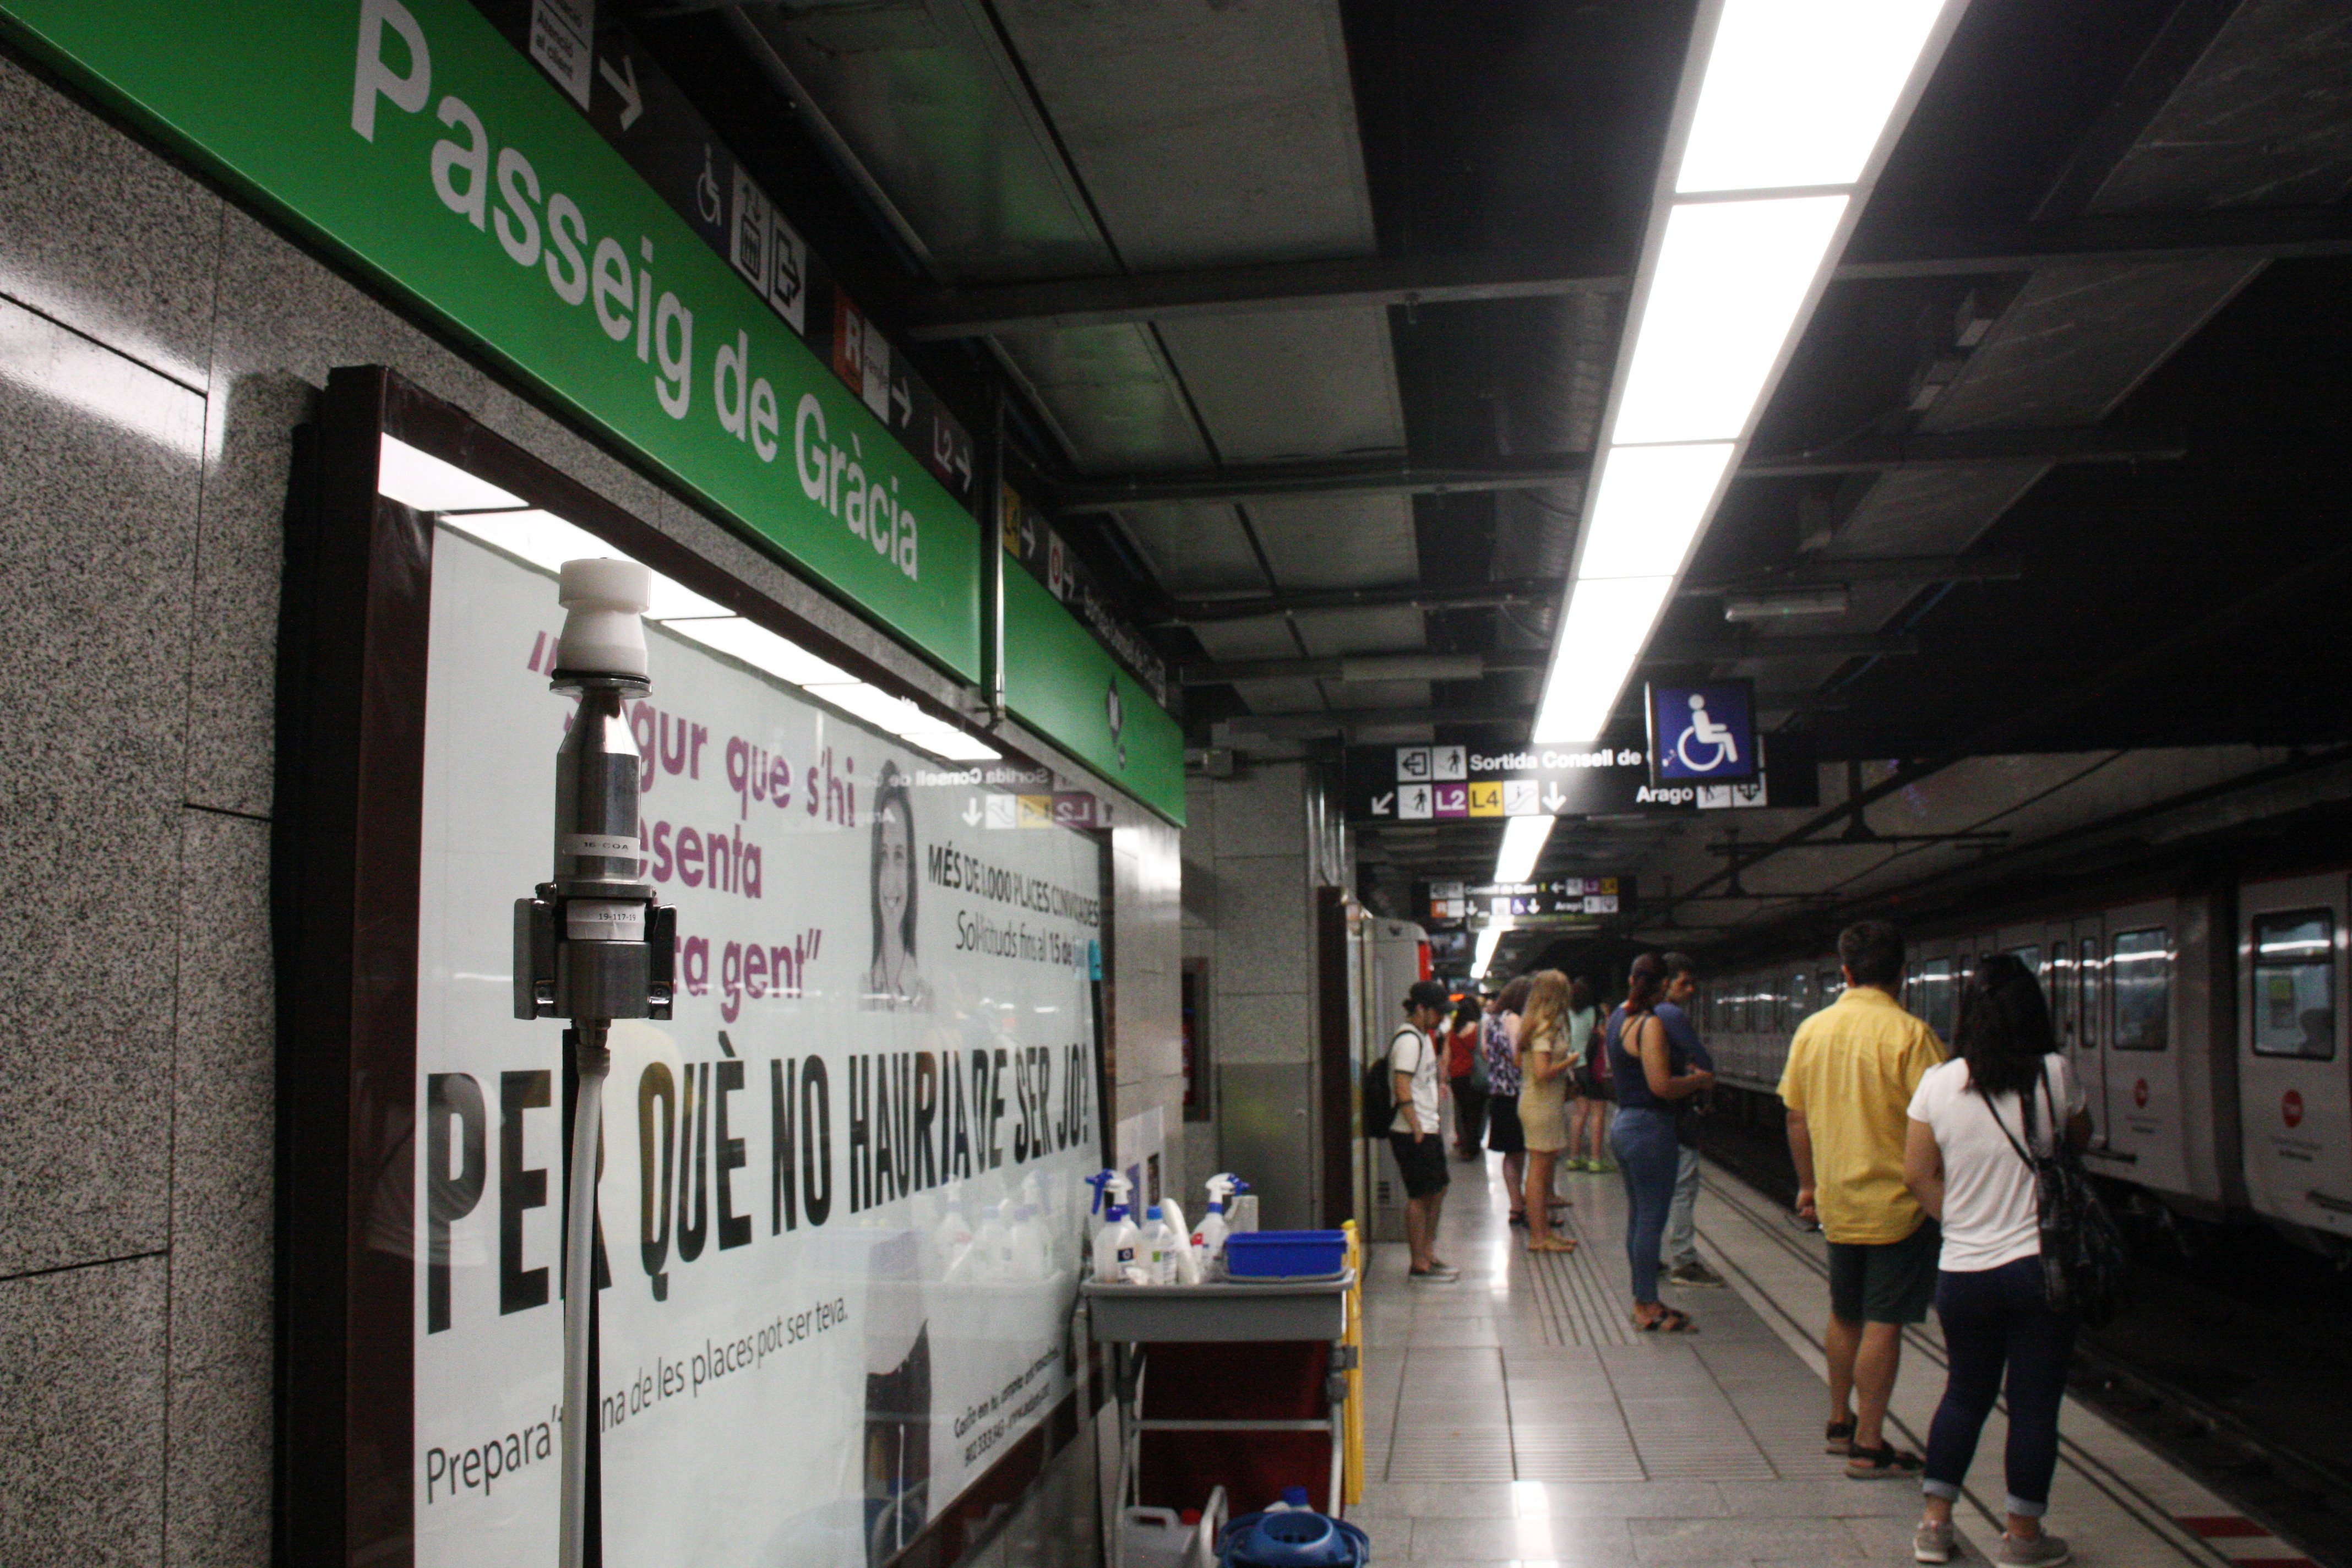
[1350,1151,2301,1567]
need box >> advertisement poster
[412,526,1102,1566]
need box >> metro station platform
[1355,1158,2313,1568]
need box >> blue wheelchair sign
[1647,682,1758,784]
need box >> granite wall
[0,50,1170,1568]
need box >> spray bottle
[1086,1171,1139,1284]
[1158,1190,1193,1282]
[1193,1174,1249,1278]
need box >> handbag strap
[1982,1060,2056,1170]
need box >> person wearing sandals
[1565,977,1614,1173]
[1485,976,1532,1225]
[1514,970,1580,1255]
[1605,953,1714,1332]
[1778,921,1946,1482]
[1656,954,1728,1289]
[1902,955,2090,1567]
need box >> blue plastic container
[1223,1229,1347,1280]
[1218,1507,1370,1567]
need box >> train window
[2110,929,2170,1051]
[2251,910,2335,1060]
[1916,958,1956,1040]
[2006,944,2040,976]
[2078,938,2098,1049]
[1787,972,1808,1027]
[1819,968,1842,1003]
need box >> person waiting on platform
[1447,996,1490,1161]
[1566,977,1614,1173]
[1779,920,1946,1479]
[1656,953,1727,1289]
[1903,955,2090,1567]
[1515,971,1580,1255]
[1486,976,1532,1226]
[1389,979,1458,1282]
[1606,954,1715,1331]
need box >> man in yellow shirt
[1778,920,1945,1481]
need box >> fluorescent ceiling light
[1723,585,1849,622]
[1473,924,1506,979]
[1494,816,1553,885]
[378,434,524,513]
[1531,576,1675,744]
[1610,195,1849,446]
[1677,0,1952,195]
[1576,442,1735,580]
[663,615,855,688]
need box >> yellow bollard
[1341,1219,1364,1507]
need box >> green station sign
[0,0,1183,820]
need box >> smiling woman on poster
[865,761,933,1012]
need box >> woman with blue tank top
[1607,952,1717,1332]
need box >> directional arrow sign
[961,798,983,826]
[1372,791,1395,816]
[597,53,643,130]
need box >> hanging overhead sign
[1343,732,1815,825]
[1424,878,1635,928]
[0,0,1184,820]
[1645,679,1758,786]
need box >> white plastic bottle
[1141,1204,1180,1285]
[1090,1172,1139,1284]
[973,1201,1011,1282]
[1192,1174,1248,1279]
[1009,1202,1049,1280]
[1158,1193,1193,1281]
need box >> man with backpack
[1388,979,1457,1281]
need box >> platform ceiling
[634,0,2352,935]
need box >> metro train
[1700,874,2352,1259]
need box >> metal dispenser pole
[512,559,677,1568]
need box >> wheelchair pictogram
[1674,692,1741,775]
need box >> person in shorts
[1389,979,1456,1281]
[1778,920,1946,1479]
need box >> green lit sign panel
[2,0,1185,820]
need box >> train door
[1911,938,1958,1044]
[2069,920,2110,1149]
[2237,876,2352,1238]
[2099,900,2189,1193]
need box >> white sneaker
[1408,1264,1459,1283]
[1997,1531,2070,1567]
[1913,1521,1954,1564]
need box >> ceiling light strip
[1502,0,1964,887]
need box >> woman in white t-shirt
[1902,954,2092,1568]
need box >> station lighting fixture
[1722,585,1851,622]
[382,435,1000,762]
[1503,0,1963,886]
[1473,922,1508,980]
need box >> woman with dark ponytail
[1902,954,2090,1566]
[1605,952,1715,1331]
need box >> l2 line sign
[1343,735,1817,825]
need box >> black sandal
[1845,1441,1924,1480]
[1825,1417,1855,1456]
[1633,1305,1696,1333]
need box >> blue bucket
[1217,1509,1370,1567]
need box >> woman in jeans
[1903,955,2090,1568]
[1605,953,1714,1331]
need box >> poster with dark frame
[275,367,1114,1568]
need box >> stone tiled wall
[0,52,1163,1567]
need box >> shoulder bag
[1986,1063,2128,1326]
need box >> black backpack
[1362,1027,1412,1137]
[1989,1063,2130,1327]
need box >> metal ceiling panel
[987,0,1376,268]
[1290,606,1429,657]
[1190,615,1296,664]
[1249,494,1419,591]
[748,1,1109,280]
[1157,308,1407,461]
[1227,678,1329,715]
[990,321,1210,469]
[1117,500,1265,594]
